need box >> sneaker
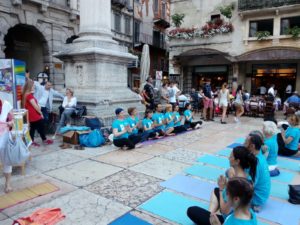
[234,117,238,122]
[43,139,54,145]
[32,142,40,147]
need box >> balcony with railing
[153,2,170,28]
[238,0,300,11]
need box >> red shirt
[25,93,42,122]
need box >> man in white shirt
[267,84,275,98]
[168,81,178,107]
[34,81,64,123]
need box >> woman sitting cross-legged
[184,103,202,130]
[277,114,300,157]
[112,108,142,150]
[152,104,172,136]
[53,88,77,139]
[262,121,279,175]
[187,177,257,225]
[187,146,257,224]
[164,104,176,135]
[142,109,161,139]
[172,105,187,134]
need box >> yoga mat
[234,137,246,144]
[277,158,300,171]
[280,155,300,161]
[217,148,232,157]
[109,213,152,225]
[197,155,229,168]
[270,181,289,200]
[226,143,242,149]
[161,175,215,202]
[258,199,300,225]
[139,191,208,225]
[0,182,59,210]
[185,164,225,182]
[271,170,296,183]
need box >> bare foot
[166,133,176,136]
[5,185,13,193]
[135,143,143,148]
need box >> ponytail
[232,146,257,182]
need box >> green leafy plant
[171,13,185,27]
[255,31,271,40]
[288,26,300,38]
[219,3,235,19]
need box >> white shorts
[219,101,228,108]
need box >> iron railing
[238,0,300,11]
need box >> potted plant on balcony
[171,13,185,27]
[255,31,270,40]
[288,26,300,38]
[219,3,235,19]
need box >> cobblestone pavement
[0,115,299,225]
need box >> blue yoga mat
[258,199,300,225]
[271,170,296,183]
[161,175,215,201]
[277,158,300,171]
[139,191,208,225]
[226,143,242,149]
[234,137,246,144]
[280,155,300,161]
[185,164,225,182]
[270,181,289,200]
[109,213,152,225]
[197,155,229,168]
[217,148,232,157]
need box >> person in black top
[143,77,155,111]
[202,78,214,121]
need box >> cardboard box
[63,130,90,145]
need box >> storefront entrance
[251,64,297,98]
[192,65,228,91]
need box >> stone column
[75,0,115,43]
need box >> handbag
[85,117,102,130]
[288,184,300,204]
[5,132,30,166]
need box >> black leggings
[113,135,141,149]
[30,119,46,142]
[173,125,187,134]
[185,120,202,129]
[187,206,224,225]
[277,133,298,156]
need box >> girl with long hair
[234,85,244,123]
[218,83,230,124]
[22,80,53,147]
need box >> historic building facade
[168,0,300,97]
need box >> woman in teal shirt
[173,105,187,133]
[183,103,202,129]
[187,177,257,225]
[112,108,142,150]
[277,114,300,156]
[163,104,175,135]
[142,109,160,139]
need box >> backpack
[289,184,300,204]
[79,129,105,147]
[85,117,103,130]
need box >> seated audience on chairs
[173,105,187,133]
[262,121,279,174]
[22,80,53,147]
[207,146,257,222]
[178,93,189,114]
[277,114,300,156]
[184,103,202,129]
[190,88,200,111]
[152,104,170,136]
[187,177,257,225]
[112,108,142,150]
[142,109,160,139]
[53,88,77,138]
[283,91,300,113]
[245,132,271,212]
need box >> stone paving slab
[129,157,189,180]
[0,219,13,225]
[160,148,203,165]
[65,144,117,158]
[86,170,163,208]
[135,143,175,156]
[31,151,84,172]
[93,150,154,168]
[13,189,131,225]
[45,160,123,187]
[0,213,7,221]
[1,174,77,217]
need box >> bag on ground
[79,129,105,147]
[85,117,102,130]
[289,184,300,204]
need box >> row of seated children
[111,103,203,150]
[187,131,272,225]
